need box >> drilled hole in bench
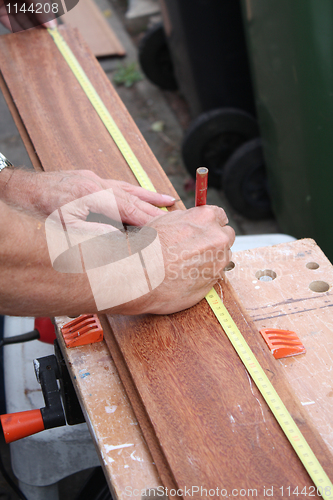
[309,280,329,293]
[224,261,235,272]
[306,262,319,270]
[255,269,277,282]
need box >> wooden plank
[0,26,332,498]
[98,315,179,492]
[0,73,42,171]
[62,0,125,58]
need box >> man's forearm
[0,167,41,214]
[0,199,154,317]
[0,165,15,200]
[0,200,97,317]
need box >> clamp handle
[34,317,57,344]
[0,409,45,443]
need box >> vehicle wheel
[181,108,259,188]
[138,23,178,91]
[222,138,272,220]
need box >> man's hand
[0,0,57,31]
[0,168,176,226]
[106,205,235,316]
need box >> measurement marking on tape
[49,27,333,498]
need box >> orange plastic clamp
[61,314,103,348]
[259,328,306,360]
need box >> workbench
[55,237,333,499]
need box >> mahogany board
[62,0,125,58]
[0,26,332,498]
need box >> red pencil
[195,166,208,207]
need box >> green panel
[241,0,333,260]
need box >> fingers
[221,225,236,249]
[124,185,176,207]
[73,188,164,227]
[78,176,175,224]
[183,205,229,227]
[102,179,176,207]
[54,174,231,241]
[117,197,167,226]
[152,205,229,229]
[0,15,11,31]
[97,186,169,226]
[42,18,57,28]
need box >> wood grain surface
[1,26,332,499]
[106,281,333,498]
[55,316,164,499]
[228,239,333,456]
[62,0,125,58]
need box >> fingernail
[44,18,58,29]
[161,194,176,202]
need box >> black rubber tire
[138,23,178,91]
[222,138,272,220]
[181,108,259,188]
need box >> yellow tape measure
[49,27,333,498]
[48,27,156,194]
